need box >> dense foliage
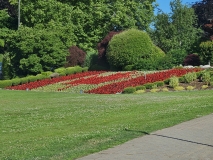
[66,46,86,67]
[106,28,165,70]
[151,0,202,54]
[0,0,156,78]
[192,0,213,40]
[183,54,201,66]
[199,40,213,64]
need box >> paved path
[77,114,213,160]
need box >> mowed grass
[1,89,213,160]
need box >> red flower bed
[86,68,202,94]
[58,71,134,91]
[6,71,105,90]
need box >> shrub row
[0,66,88,88]
[123,81,165,94]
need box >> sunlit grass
[1,89,213,159]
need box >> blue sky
[155,0,197,13]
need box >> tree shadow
[124,129,213,148]
[151,133,213,148]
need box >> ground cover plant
[1,89,213,160]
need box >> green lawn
[1,89,213,160]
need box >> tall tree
[150,0,202,53]
[14,0,156,51]
[192,0,213,40]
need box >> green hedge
[12,78,21,86]
[0,80,12,88]
[122,87,136,94]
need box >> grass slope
[1,89,213,159]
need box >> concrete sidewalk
[77,114,213,160]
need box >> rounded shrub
[202,71,211,85]
[143,83,154,89]
[186,86,195,90]
[136,85,146,91]
[174,86,185,91]
[169,76,179,88]
[65,67,75,75]
[154,81,164,87]
[106,28,161,70]
[54,67,66,74]
[122,87,136,94]
[184,72,197,83]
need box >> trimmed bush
[82,67,88,72]
[27,76,38,82]
[169,76,179,88]
[20,77,28,84]
[36,74,47,80]
[186,86,195,90]
[74,66,83,73]
[174,86,185,91]
[154,81,164,87]
[122,87,136,94]
[136,85,146,91]
[201,85,208,89]
[12,78,21,86]
[54,67,66,74]
[65,67,76,75]
[135,90,145,94]
[41,71,53,76]
[162,87,169,92]
[150,88,160,93]
[143,83,154,89]
[106,28,164,70]
[0,80,12,88]
[202,71,211,85]
[184,72,197,83]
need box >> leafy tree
[150,0,202,53]
[199,40,213,64]
[15,0,156,51]
[192,0,213,40]
[6,23,75,76]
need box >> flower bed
[6,68,202,94]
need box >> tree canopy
[0,0,156,78]
[150,0,202,54]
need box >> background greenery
[0,0,213,78]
